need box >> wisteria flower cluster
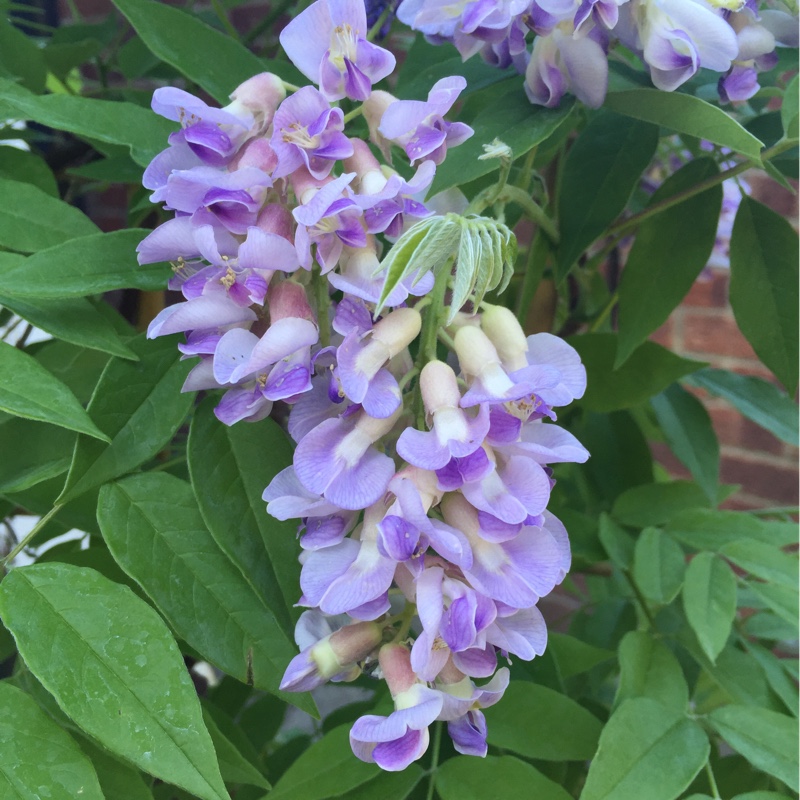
[396,0,798,108]
[138,0,589,772]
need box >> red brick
[682,311,758,360]
[720,455,799,506]
[684,270,729,308]
[649,316,674,348]
[709,406,786,456]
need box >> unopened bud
[327,621,383,666]
[481,304,528,370]
[364,90,396,161]
[372,308,421,358]
[344,139,382,181]
[256,203,294,240]
[379,643,417,697]
[228,72,286,130]
[268,280,315,323]
[420,360,461,414]
[454,326,501,378]
[230,138,278,173]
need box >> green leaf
[77,737,155,800]
[613,481,712,528]
[729,196,799,393]
[267,725,380,800]
[708,706,799,792]
[0,290,137,360]
[690,642,776,712]
[604,90,764,161]
[0,78,176,167]
[430,90,574,195]
[0,681,104,799]
[598,512,636,569]
[743,642,799,717]
[569,334,702,412]
[685,368,798,446]
[632,527,686,605]
[581,698,710,800]
[682,552,736,663]
[0,177,98,253]
[0,148,57,196]
[733,794,796,800]
[44,39,104,82]
[651,383,719,502]
[616,158,723,365]
[781,75,799,139]
[0,564,229,800]
[330,766,423,800]
[0,230,170,298]
[484,681,602,760]
[616,631,689,709]
[0,417,74,493]
[98,473,313,714]
[111,0,292,104]
[202,707,270,789]
[188,398,301,637]
[742,611,797,642]
[58,335,193,503]
[666,509,798,551]
[747,582,799,626]
[548,632,615,679]
[556,111,659,277]
[0,342,109,441]
[720,539,797,587]
[0,19,47,93]
[436,755,573,800]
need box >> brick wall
[651,267,799,510]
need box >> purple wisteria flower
[378,77,474,164]
[271,87,353,179]
[280,0,396,100]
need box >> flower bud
[372,308,422,358]
[480,304,528,371]
[420,360,461,414]
[268,280,316,324]
[344,139,383,183]
[228,72,286,130]
[256,203,294,240]
[363,90,396,160]
[230,138,278,173]
[379,643,417,697]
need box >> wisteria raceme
[397,0,798,108]
[140,0,589,771]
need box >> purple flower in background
[379,77,474,164]
[271,87,354,180]
[280,0,396,100]
[525,27,609,108]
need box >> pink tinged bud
[344,138,382,179]
[328,620,383,665]
[290,167,329,204]
[268,280,316,324]
[256,203,294,240]
[480,304,528,371]
[420,360,461,414]
[379,643,418,697]
[437,657,468,686]
[454,325,515,396]
[354,405,402,444]
[440,493,481,540]
[229,72,286,129]
[363,90,396,160]
[230,138,278,173]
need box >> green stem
[314,272,332,348]
[426,722,443,800]
[623,569,657,630]
[499,186,559,243]
[588,289,618,333]
[211,0,240,39]
[343,105,364,124]
[609,138,798,239]
[392,603,417,642]
[705,760,721,800]
[3,505,63,565]
[437,329,456,351]
[367,4,394,41]
[515,229,547,326]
